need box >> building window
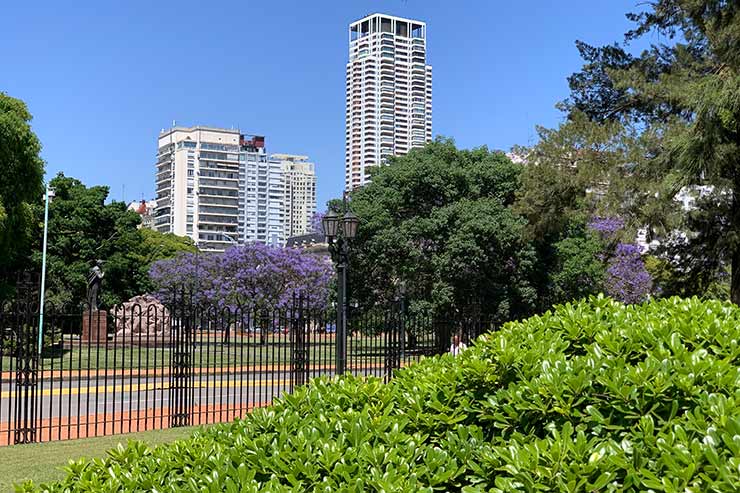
[381,17,392,33]
[396,21,408,37]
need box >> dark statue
[86,260,105,310]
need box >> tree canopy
[150,243,333,311]
[345,139,538,322]
[41,173,196,307]
[0,92,44,295]
[560,0,740,302]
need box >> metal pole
[399,297,405,362]
[37,186,51,355]
[335,251,347,376]
[341,251,348,373]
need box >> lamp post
[322,196,360,376]
[38,185,55,355]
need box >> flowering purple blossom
[604,243,652,304]
[310,211,325,234]
[588,216,625,240]
[148,251,218,305]
[150,243,333,310]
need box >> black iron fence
[0,294,491,446]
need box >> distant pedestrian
[450,331,467,356]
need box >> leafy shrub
[20,296,740,492]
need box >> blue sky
[2,1,640,209]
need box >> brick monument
[82,310,107,342]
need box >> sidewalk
[0,401,270,446]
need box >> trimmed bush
[21,296,740,492]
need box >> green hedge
[21,296,740,492]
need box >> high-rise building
[345,13,432,190]
[239,136,286,247]
[155,126,315,251]
[275,154,317,238]
[155,126,241,252]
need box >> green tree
[42,174,141,306]
[549,230,606,305]
[41,174,196,307]
[346,139,537,323]
[512,114,663,307]
[514,111,675,242]
[0,92,44,295]
[128,228,198,297]
[562,0,740,302]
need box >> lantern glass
[322,210,340,238]
[342,211,360,239]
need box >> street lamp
[322,210,340,238]
[323,195,360,375]
[342,211,360,239]
[38,185,55,355]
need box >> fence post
[383,307,402,382]
[335,264,347,376]
[169,288,193,428]
[290,294,307,390]
[13,275,39,444]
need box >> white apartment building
[275,154,317,238]
[155,128,316,251]
[345,13,432,190]
[155,126,241,252]
[239,138,286,247]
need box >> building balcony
[199,180,239,190]
[198,219,239,227]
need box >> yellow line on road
[0,379,288,399]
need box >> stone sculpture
[112,294,171,341]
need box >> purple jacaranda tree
[604,243,652,304]
[586,215,653,304]
[148,251,219,305]
[588,216,625,241]
[150,243,333,311]
[216,243,333,310]
[310,211,325,235]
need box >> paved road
[1,372,295,421]
[0,366,384,424]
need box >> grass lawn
[0,426,206,490]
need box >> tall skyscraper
[155,126,241,252]
[274,154,317,238]
[155,126,316,251]
[345,13,432,190]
